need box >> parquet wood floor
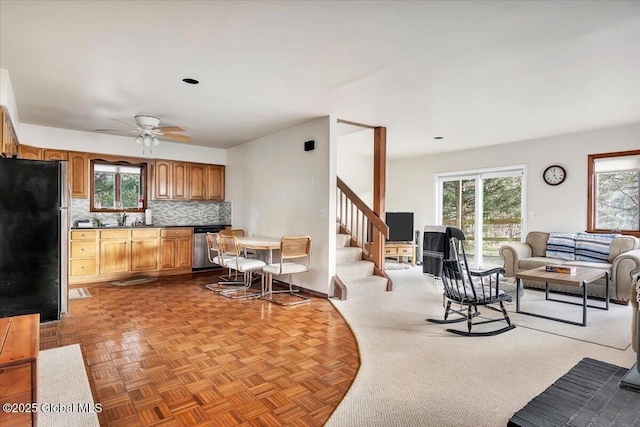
[40,272,360,426]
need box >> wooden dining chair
[218,234,265,300]
[262,236,312,306]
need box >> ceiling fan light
[134,135,144,144]
[143,134,152,146]
[152,137,160,146]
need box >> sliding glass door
[437,167,525,269]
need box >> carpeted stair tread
[340,275,389,298]
[336,234,351,248]
[336,246,363,264]
[336,260,375,279]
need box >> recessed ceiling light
[434,136,444,140]
[182,78,199,85]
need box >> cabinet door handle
[81,248,85,252]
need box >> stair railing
[336,177,389,274]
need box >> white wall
[337,129,373,207]
[0,69,20,137]
[20,124,226,164]
[226,116,334,295]
[387,123,640,237]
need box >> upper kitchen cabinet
[69,151,88,198]
[153,160,172,199]
[172,161,188,200]
[152,160,226,201]
[43,149,68,161]
[207,165,225,201]
[1,107,18,157]
[188,163,207,200]
[17,144,42,160]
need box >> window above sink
[90,159,147,212]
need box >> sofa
[499,231,640,303]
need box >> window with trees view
[90,161,146,212]
[588,150,640,236]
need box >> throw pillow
[575,233,618,263]
[546,232,577,260]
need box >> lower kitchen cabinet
[70,230,98,277]
[70,227,192,284]
[160,228,193,269]
[131,229,159,271]
[99,230,130,274]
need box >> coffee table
[515,266,609,327]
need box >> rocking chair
[425,226,515,337]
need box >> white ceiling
[1,0,639,159]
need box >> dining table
[235,235,292,299]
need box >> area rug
[68,287,91,300]
[111,276,157,286]
[509,358,638,427]
[384,260,412,270]
[501,288,632,350]
[39,344,100,427]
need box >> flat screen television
[386,212,414,242]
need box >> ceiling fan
[95,115,191,145]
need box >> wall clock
[543,165,566,186]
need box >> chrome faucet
[122,212,128,226]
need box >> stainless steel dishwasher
[192,225,228,271]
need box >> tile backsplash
[71,198,231,227]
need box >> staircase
[334,177,391,300]
[335,223,389,299]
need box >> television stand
[385,243,417,267]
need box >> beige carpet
[38,344,100,427]
[327,266,637,427]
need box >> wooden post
[372,126,386,268]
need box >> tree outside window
[91,161,146,211]
[588,150,640,236]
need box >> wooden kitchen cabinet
[160,228,193,269]
[69,151,88,198]
[70,227,192,284]
[154,160,172,199]
[69,230,97,278]
[130,229,159,271]
[99,229,130,274]
[207,164,225,200]
[172,162,188,200]
[1,107,18,158]
[17,144,42,160]
[152,159,226,201]
[43,149,68,161]
[188,163,207,200]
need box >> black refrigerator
[0,157,69,322]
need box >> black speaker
[304,140,315,151]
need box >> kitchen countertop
[71,224,230,230]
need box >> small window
[588,150,640,236]
[90,160,146,212]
